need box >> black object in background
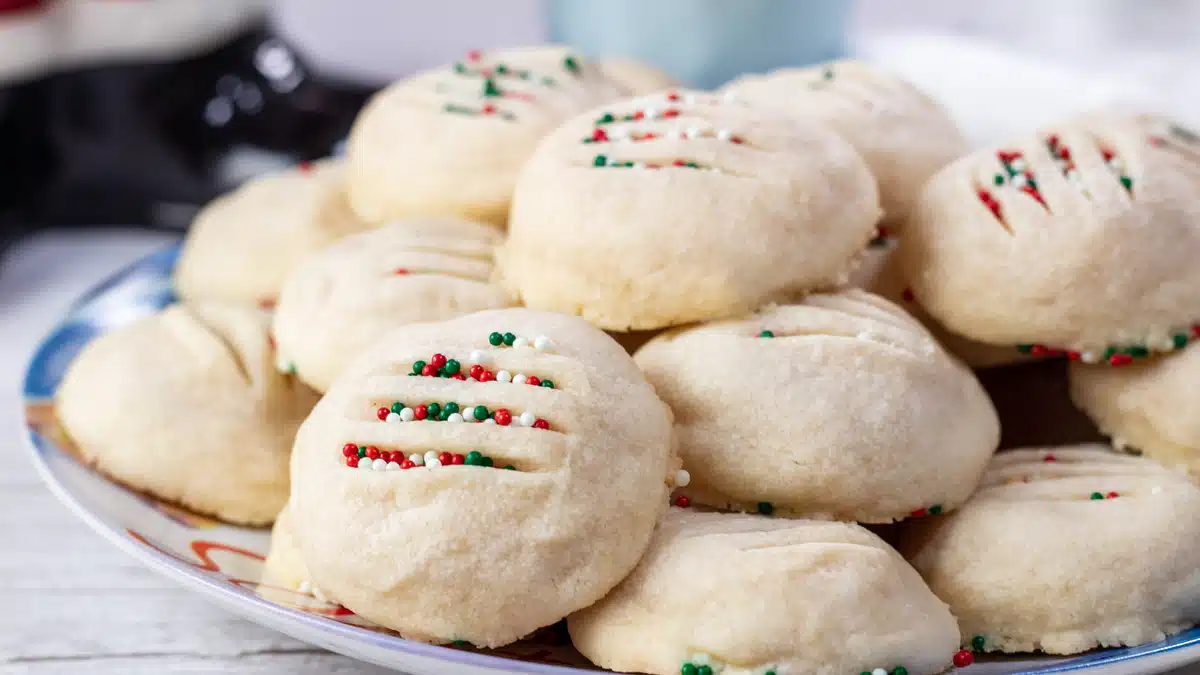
[0,22,376,264]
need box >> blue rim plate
[19,243,1200,675]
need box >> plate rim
[18,241,1200,675]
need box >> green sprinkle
[892,668,908,675]
[563,55,580,73]
[495,63,508,74]
[582,138,594,144]
[542,76,557,87]
[481,456,494,467]
[357,446,367,459]
[862,672,872,675]
[413,360,426,375]
[1103,347,1117,360]
[766,672,776,675]
[697,666,713,675]
[466,451,483,465]
[593,154,608,167]
[1120,175,1133,190]
[451,639,470,646]
[540,379,555,389]
[426,403,441,419]
[1091,491,1104,500]
[437,367,449,377]
[444,402,460,415]
[757,502,774,516]
[518,70,531,80]
[445,359,461,375]
[1174,334,1189,349]
[439,408,451,421]
[1016,344,1033,354]
[488,332,504,346]
[681,665,698,675]
[822,67,835,80]
[971,635,986,651]
[503,332,516,346]
[504,464,516,470]
[473,406,489,421]
[596,112,615,125]
[759,330,774,338]
[483,78,501,97]
[1128,346,1149,357]
[453,62,466,73]
[993,173,1005,185]
[929,504,943,515]
[686,161,700,168]
[390,402,404,414]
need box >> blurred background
[1,0,1198,261]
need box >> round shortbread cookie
[725,59,966,225]
[502,90,881,331]
[289,308,677,647]
[272,217,511,392]
[569,509,961,675]
[56,304,320,525]
[634,289,999,522]
[903,445,1200,654]
[261,503,313,593]
[900,112,1200,363]
[599,57,677,96]
[1070,341,1200,476]
[174,159,365,308]
[346,46,623,227]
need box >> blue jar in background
[546,0,853,89]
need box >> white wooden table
[0,232,394,674]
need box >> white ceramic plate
[21,244,1200,675]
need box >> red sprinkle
[494,409,512,426]
[591,128,608,142]
[673,160,686,167]
[1109,354,1134,366]
[1107,491,1120,499]
[1058,148,1071,160]
[388,451,404,463]
[414,405,428,420]
[480,370,496,382]
[1067,351,1081,361]
[421,364,438,377]
[438,452,453,466]
[666,92,680,101]
[467,49,482,62]
[662,109,680,118]
[346,456,359,468]
[526,375,541,386]
[532,419,550,430]
[1031,345,1048,357]
[731,136,743,144]
[394,268,409,275]
[342,443,358,457]
[400,460,415,470]
[1044,455,1057,462]
[953,649,975,668]
[673,496,691,508]
[633,111,645,120]
[469,365,485,380]
[901,288,916,303]
[1192,324,1200,338]
[376,407,390,421]
[297,161,313,173]
[910,508,928,518]
[641,132,658,140]
[431,354,447,369]
[452,372,467,381]
[1102,149,1115,161]
[365,446,380,461]
[481,104,496,115]
[451,454,465,465]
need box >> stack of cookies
[54,45,1200,675]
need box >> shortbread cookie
[904,445,1200,654]
[634,290,999,522]
[347,46,623,227]
[1070,341,1200,476]
[901,113,1200,365]
[288,308,677,647]
[726,60,966,225]
[600,57,677,96]
[503,90,880,330]
[272,217,510,392]
[174,159,365,307]
[570,509,961,675]
[56,304,320,525]
[261,503,313,593]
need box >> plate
[20,243,1200,675]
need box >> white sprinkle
[1109,157,1125,170]
[684,93,697,104]
[1009,158,1027,172]
[409,453,424,466]
[513,336,529,348]
[706,167,722,173]
[665,129,682,141]
[484,418,497,425]
[684,126,701,140]
[716,128,733,142]
[310,585,329,603]
[372,458,388,471]
[1081,351,1099,364]
[385,412,401,423]
[386,461,402,471]
[358,458,374,470]
[722,90,737,103]
[447,413,464,423]
[675,469,691,487]
[873,669,888,675]
[643,106,658,120]
[610,126,628,141]
[534,335,552,351]
[1066,169,1080,183]
[497,370,513,383]
[424,451,439,466]
[692,654,711,666]
[275,353,291,373]
[1153,335,1176,351]
[513,374,528,385]
[631,161,645,170]
[297,580,311,595]
[469,349,488,365]
[519,411,536,427]
[400,408,415,422]
[1010,173,1028,188]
